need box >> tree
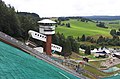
[0,0,22,37]
[112,35,119,41]
[77,36,81,42]
[96,22,106,28]
[110,29,117,36]
[86,36,92,41]
[18,15,38,39]
[52,33,74,56]
[81,34,86,41]
[119,28,120,31]
[97,36,105,44]
[63,38,72,56]
[52,34,59,45]
[61,23,65,26]
[72,40,79,53]
[17,12,40,21]
[67,36,79,53]
[80,44,86,49]
[85,46,91,55]
[66,23,71,28]
[81,18,85,22]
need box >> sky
[3,0,120,17]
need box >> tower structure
[38,19,56,55]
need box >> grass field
[103,20,120,29]
[56,19,111,38]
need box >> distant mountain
[83,16,120,21]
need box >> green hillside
[103,20,120,29]
[56,19,111,38]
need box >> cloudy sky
[3,0,120,17]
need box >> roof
[38,19,56,23]
[114,53,120,55]
[96,51,107,54]
[105,50,110,53]
[91,49,98,53]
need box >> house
[92,47,110,57]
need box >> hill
[56,19,111,38]
[17,12,41,21]
[102,20,120,29]
[83,16,120,21]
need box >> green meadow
[56,19,111,38]
[103,20,120,29]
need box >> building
[28,19,62,55]
[91,47,110,57]
[38,19,56,55]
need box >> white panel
[28,30,62,52]
[39,26,55,35]
[38,19,56,23]
[34,47,43,53]
[28,30,46,42]
[51,44,62,52]
[44,31,55,35]
[39,28,44,34]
